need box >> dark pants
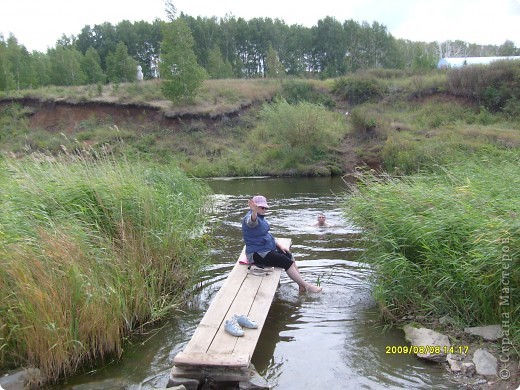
[252,249,294,271]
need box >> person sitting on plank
[241,195,322,293]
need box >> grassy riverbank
[0,78,347,177]
[341,62,520,355]
[345,151,519,349]
[3,68,520,177]
[0,151,212,382]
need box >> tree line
[1,13,519,92]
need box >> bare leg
[290,261,306,291]
[286,263,322,293]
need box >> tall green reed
[0,150,212,381]
[345,153,519,346]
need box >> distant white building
[437,56,520,69]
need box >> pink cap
[252,195,269,208]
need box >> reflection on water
[61,177,455,390]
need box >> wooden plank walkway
[171,239,289,383]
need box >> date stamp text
[385,345,469,355]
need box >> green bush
[249,100,346,173]
[504,97,520,118]
[363,68,411,79]
[413,100,476,128]
[280,80,335,108]
[446,60,520,112]
[332,77,386,105]
[349,107,384,140]
[0,104,30,145]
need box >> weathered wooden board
[173,238,289,368]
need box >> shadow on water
[60,177,456,390]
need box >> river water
[62,177,456,390]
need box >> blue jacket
[241,211,276,255]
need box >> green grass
[345,152,519,348]
[0,150,212,382]
[380,124,520,174]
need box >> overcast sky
[2,0,520,52]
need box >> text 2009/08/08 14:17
[385,345,470,355]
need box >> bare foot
[300,284,322,293]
